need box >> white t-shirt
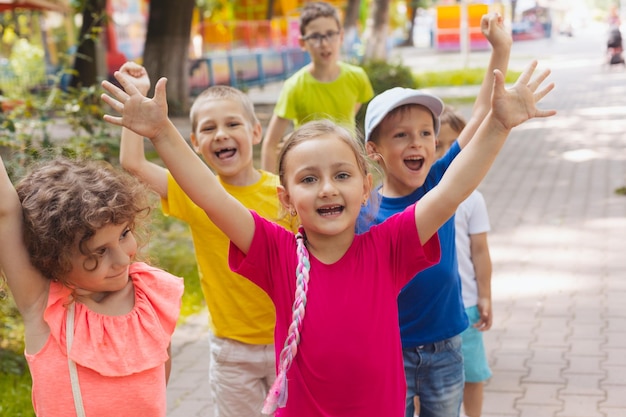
[455,190,490,308]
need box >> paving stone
[517,405,563,417]
[517,383,563,406]
[560,373,605,396]
[556,395,605,417]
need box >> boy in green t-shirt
[117,62,297,417]
[261,1,374,172]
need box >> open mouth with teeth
[404,156,424,171]
[215,148,237,159]
[317,205,344,216]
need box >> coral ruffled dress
[24,262,184,417]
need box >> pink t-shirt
[229,204,440,417]
[25,262,183,417]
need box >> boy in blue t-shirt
[357,13,511,417]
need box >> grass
[415,67,522,89]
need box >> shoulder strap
[66,302,86,417]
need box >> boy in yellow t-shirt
[261,1,374,172]
[117,62,297,417]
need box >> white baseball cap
[364,87,444,142]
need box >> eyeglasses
[302,31,340,47]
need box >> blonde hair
[189,85,259,133]
[277,119,369,187]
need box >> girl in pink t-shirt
[101,60,554,415]
[0,157,183,417]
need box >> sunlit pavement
[166,23,626,417]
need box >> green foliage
[0,38,47,98]
[356,60,417,133]
[0,370,34,417]
[0,291,32,416]
[0,81,122,179]
[361,60,418,94]
[146,209,206,319]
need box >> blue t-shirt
[357,141,468,348]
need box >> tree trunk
[511,0,517,22]
[401,4,417,47]
[143,0,195,116]
[70,0,106,88]
[363,0,390,61]
[342,0,361,58]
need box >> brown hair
[299,1,341,35]
[15,158,151,282]
[189,85,259,133]
[440,105,467,134]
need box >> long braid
[262,226,310,415]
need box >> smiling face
[190,97,262,184]
[278,132,371,243]
[366,104,437,197]
[65,222,137,298]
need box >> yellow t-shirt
[162,170,297,344]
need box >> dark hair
[16,158,151,282]
[299,1,341,35]
[189,85,259,133]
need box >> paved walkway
[167,24,626,417]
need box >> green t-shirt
[274,61,374,129]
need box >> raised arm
[457,12,512,150]
[0,156,48,321]
[414,60,556,244]
[261,114,291,173]
[102,73,256,254]
[118,62,168,198]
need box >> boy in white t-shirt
[436,106,493,417]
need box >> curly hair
[15,158,152,282]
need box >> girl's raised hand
[491,60,556,131]
[481,12,512,50]
[101,72,170,140]
[118,61,151,96]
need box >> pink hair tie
[262,227,310,415]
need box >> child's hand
[481,13,512,50]
[118,61,151,96]
[491,60,556,131]
[101,72,169,140]
[474,298,493,331]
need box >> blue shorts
[460,305,492,383]
[403,334,464,417]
